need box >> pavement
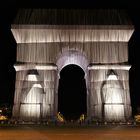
[0,125,140,140]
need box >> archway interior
[58,64,87,121]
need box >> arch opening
[58,64,87,121]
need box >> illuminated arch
[56,50,89,73]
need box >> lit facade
[11,9,134,122]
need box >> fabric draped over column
[88,68,131,121]
[13,69,57,121]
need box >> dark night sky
[0,1,140,116]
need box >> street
[0,125,140,140]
